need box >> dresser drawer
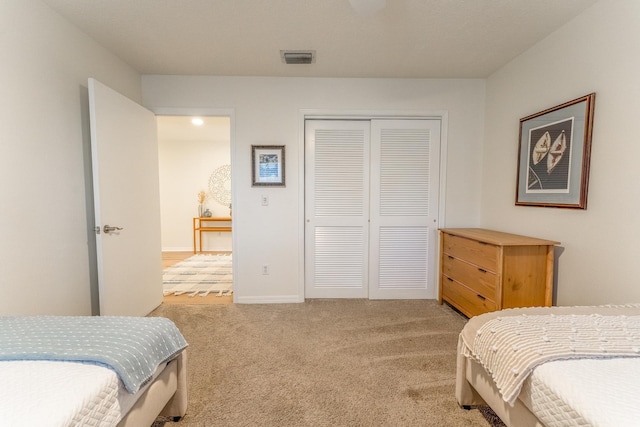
[442,233,498,271]
[442,255,497,299]
[442,275,497,317]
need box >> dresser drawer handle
[476,294,486,301]
[446,277,454,282]
[448,255,454,260]
[478,268,487,273]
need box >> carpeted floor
[149,299,504,426]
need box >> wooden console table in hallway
[193,217,232,253]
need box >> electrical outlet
[262,264,269,275]
[261,195,269,206]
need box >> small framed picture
[252,145,285,187]
[516,93,595,209]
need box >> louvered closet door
[369,119,440,299]
[305,120,370,298]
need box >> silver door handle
[103,225,124,233]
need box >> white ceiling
[156,116,230,143]
[41,0,598,78]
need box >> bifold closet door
[369,119,440,299]
[305,118,440,299]
[304,120,370,298]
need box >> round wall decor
[208,164,231,206]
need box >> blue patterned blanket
[0,316,188,393]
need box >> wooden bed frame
[117,349,188,427]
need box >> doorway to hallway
[157,116,233,304]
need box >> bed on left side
[0,316,188,427]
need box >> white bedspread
[466,311,640,404]
[456,305,640,426]
[0,360,154,427]
[520,358,640,427]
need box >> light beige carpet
[150,299,501,426]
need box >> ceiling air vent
[281,50,316,65]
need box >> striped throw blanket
[163,254,232,296]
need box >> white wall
[482,0,640,305]
[7,0,630,312]
[0,0,142,314]
[158,137,232,251]
[142,76,486,302]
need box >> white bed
[0,316,188,427]
[456,305,640,427]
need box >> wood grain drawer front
[442,233,498,271]
[442,276,497,318]
[442,255,497,299]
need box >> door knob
[103,225,124,233]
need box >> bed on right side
[456,304,640,427]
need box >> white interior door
[89,78,163,316]
[305,120,370,298]
[369,119,440,299]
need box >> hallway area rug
[162,254,232,297]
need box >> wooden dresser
[439,228,559,318]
